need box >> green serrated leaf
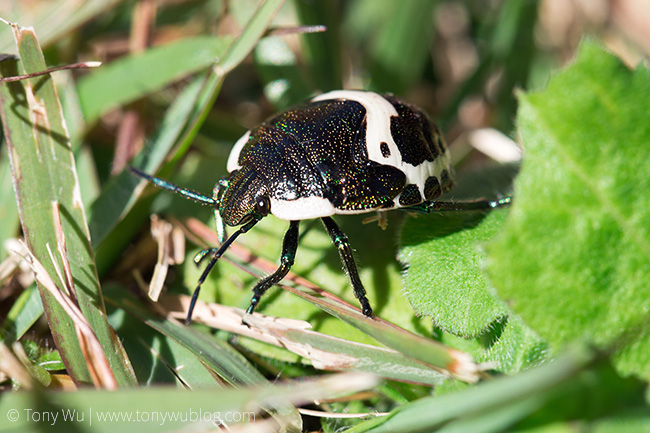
[487,40,650,378]
[400,209,509,337]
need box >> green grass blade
[77,36,232,125]
[0,25,136,386]
[346,348,632,433]
[0,0,126,53]
[104,285,271,386]
[88,75,212,248]
[293,0,343,91]
[214,0,286,76]
[0,144,20,259]
[0,372,375,433]
[0,286,43,344]
[111,309,223,388]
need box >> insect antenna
[129,167,216,205]
[186,218,259,324]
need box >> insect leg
[191,179,231,265]
[403,196,512,213]
[246,220,300,314]
[186,218,258,324]
[321,217,373,317]
[212,179,229,244]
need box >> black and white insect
[131,90,510,324]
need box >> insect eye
[255,195,270,216]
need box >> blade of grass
[346,347,646,433]
[0,286,43,345]
[112,309,223,387]
[88,75,213,248]
[0,372,375,433]
[160,295,446,386]
[184,218,479,382]
[13,237,118,389]
[104,284,274,387]
[293,0,343,91]
[103,283,303,429]
[0,144,20,259]
[214,0,286,76]
[280,283,478,382]
[0,0,126,53]
[0,24,136,386]
[77,35,232,126]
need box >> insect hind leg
[321,216,373,317]
[403,196,512,213]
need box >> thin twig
[0,61,101,83]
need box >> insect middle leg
[246,220,300,314]
[321,216,373,317]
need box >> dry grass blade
[148,215,185,301]
[158,295,442,384]
[181,218,479,382]
[0,342,34,389]
[0,239,34,288]
[10,234,117,389]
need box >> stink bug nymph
[131,90,510,324]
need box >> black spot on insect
[380,141,391,157]
[383,95,436,166]
[398,184,422,206]
[440,169,454,192]
[424,176,442,200]
[420,115,441,159]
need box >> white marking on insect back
[227,130,251,172]
[270,196,336,220]
[312,91,452,206]
[271,195,376,220]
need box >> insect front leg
[213,178,229,244]
[186,218,258,324]
[321,216,373,317]
[246,220,300,314]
